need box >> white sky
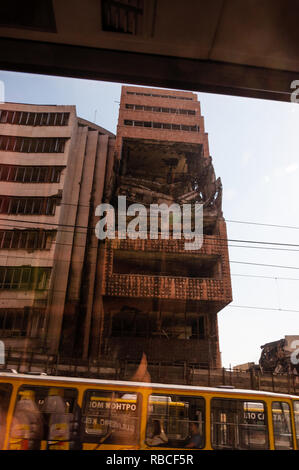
[1,70,299,368]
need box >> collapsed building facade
[95,86,232,369]
[259,336,299,375]
[0,86,232,371]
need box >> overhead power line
[227,219,299,231]
[230,260,299,270]
[0,217,299,249]
[231,273,299,282]
[228,304,299,313]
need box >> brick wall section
[102,230,232,303]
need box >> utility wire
[228,305,299,313]
[231,273,299,282]
[0,217,299,250]
[230,260,299,270]
[227,219,299,230]
[0,250,299,271]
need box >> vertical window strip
[0,136,67,152]
[0,230,55,250]
[0,165,64,183]
[0,267,51,290]
[124,120,200,131]
[0,196,57,215]
[125,103,196,115]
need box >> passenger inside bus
[185,422,202,448]
[145,419,168,446]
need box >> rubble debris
[259,336,299,375]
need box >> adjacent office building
[0,103,115,357]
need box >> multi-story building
[97,86,232,369]
[0,103,115,356]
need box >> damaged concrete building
[0,86,232,371]
[91,86,233,369]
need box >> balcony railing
[104,274,231,301]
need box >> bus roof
[0,371,298,400]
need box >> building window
[272,402,293,450]
[0,136,67,153]
[0,0,56,32]
[0,165,64,183]
[126,91,193,101]
[0,267,51,290]
[111,311,155,338]
[125,103,196,115]
[0,110,69,126]
[101,0,143,35]
[191,316,205,339]
[110,310,205,341]
[294,401,299,448]
[0,230,56,250]
[0,308,46,337]
[0,196,58,215]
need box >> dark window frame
[0,196,58,215]
[123,120,199,132]
[211,397,269,450]
[272,401,294,450]
[0,136,67,153]
[0,383,13,449]
[0,266,51,290]
[0,110,69,126]
[146,393,205,449]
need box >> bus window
[82,390,141,446]
[272,401,293,450]
[145,394,205,448]
[0,383,12,450]
[9,385,79,450]
[294,401,299,448]
[211,398,268,450]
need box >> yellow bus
[0,371,298,450]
